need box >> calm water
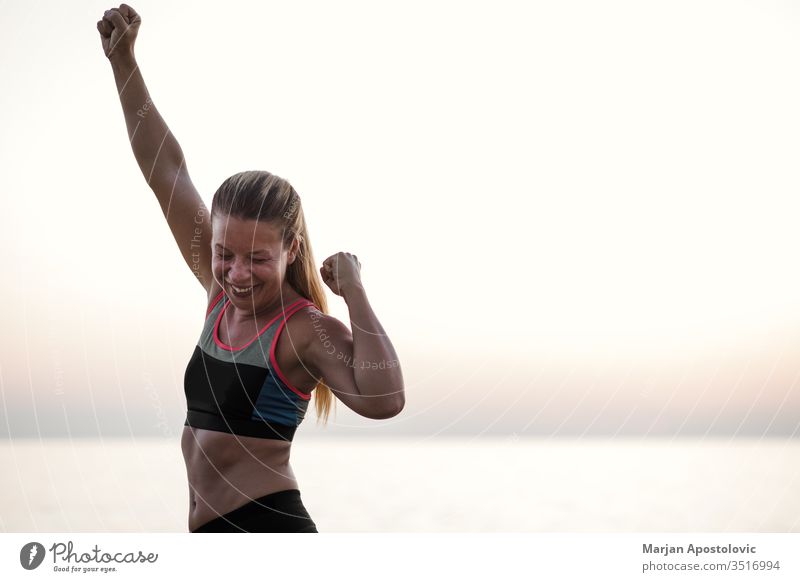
[0,436,798,532]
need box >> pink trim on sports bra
[206,289,226,318]
[269,301,317,401]
[213,296,313,352]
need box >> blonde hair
[210,170,334,425]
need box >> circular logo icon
[20,542,46,570]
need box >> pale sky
[1,0,799,438]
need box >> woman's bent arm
[305,252,405,419]
[342,284,405,416]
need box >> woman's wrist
[109,49,136,70]
[342,283,367,306]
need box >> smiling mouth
[229,284,261,295]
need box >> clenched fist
[320,252,362,297]
[97,4,141,60]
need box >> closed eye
[215,252,269,264]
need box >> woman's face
[210,213,297,305]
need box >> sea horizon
[1,436,798,533]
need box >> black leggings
[192,489,318,533]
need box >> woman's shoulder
[284,305,351,359]
[282,297,323,331]
[205,281,226,317]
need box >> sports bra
[183,291,318,441]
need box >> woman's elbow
[368,396,405,420]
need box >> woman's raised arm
[98,4,215,294]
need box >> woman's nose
[227,258,254,282]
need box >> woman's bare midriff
[181,286,317,531]
[181,426,300,532]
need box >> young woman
[97,4,405,533]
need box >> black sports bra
[183,291,318,441]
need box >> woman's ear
[288,236,301,265]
